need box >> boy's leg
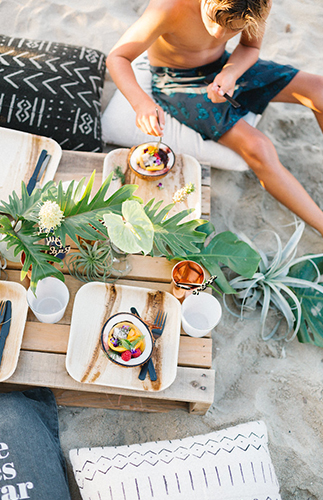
[219,118,323,235]
[271,70,323,131]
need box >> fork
[0,301,6,324]
[155,108,162,152]
[138,310,168,381]
[151,310,167,337]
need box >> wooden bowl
[101,312,153,367]
[127,141,175,181]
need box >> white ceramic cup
[27,277,70,323]
[181,292,222,337]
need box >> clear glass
[110,243,132,277]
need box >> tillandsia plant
[66,239,115,283]
[222,221,323,346]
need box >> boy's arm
[106,0,174,136]
[208,2,272,103]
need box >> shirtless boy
[107,0,323,235]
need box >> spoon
[155,108,162,152]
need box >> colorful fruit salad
[106,321,146,362]
[137,144,169,171]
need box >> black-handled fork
[131,307,157,381]
[132,308,168,382]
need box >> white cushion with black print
[69,420,281,500]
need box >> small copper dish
[127,141,175,181]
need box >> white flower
[38,201,64,232]
[172,182,195,203]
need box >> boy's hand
[135,99,165,137]
[207,71,237,104]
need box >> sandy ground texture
[1,0,323,498]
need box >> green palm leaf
[50,172,141,244]
[144,199,207,257]
[184,231,261,294]
[288,256,323,346]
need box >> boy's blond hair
[205,0,270,37]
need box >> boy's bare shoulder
[145,0,191,22]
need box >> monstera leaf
[103,200,154,254]
[144,199,207,257]
[0,215,63,291]
[179,227,261,294]
[51,172,140,245]
[288,256,323,347]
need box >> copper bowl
[127,141,175,181]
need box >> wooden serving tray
[102,149,202,223]
[0,128,62,202]
[66,282,181,392]
[0,281,28,382]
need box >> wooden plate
[0,281,29,382]
[103,149,201,223]
[66,282,181,392]
[0,128,62,203]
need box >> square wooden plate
[0,281,29,382]
[66,282,181,392]
[0,128,62,202]
[102,149,201,223]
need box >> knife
[35,153,51,189]
[0,300,12,366]
[27,149,48,194]
[172,85,241,108]
[131,307,157,382]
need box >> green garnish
[119,335,145,350]
[113,165,125,184]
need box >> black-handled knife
[131,307,157,382]
[0,300,12,367]
[27,149,48,194]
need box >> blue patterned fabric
[0,388,71,499]
[151,52,299,141]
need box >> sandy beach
[1,0,323,498]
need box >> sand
[1,0,323,498]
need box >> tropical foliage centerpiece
[0,170,260,294]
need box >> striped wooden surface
[0,150,214,415]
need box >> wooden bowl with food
[101,312,153,367]
[127,141,175,181]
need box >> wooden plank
[0,383,189,413]
[4,351,215,407]
[22,322,69,353]
[60,254,176,283]
[178,336,212,368]
[201,163,211,187]
[22,322,212,368]
[201,185,211,218]
[53,389,189,412]
[53,151,106,193]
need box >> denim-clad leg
[151,52,299,141]
[0,388,71,500]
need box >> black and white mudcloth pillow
[0,35,106,151]
[69,420,281,500]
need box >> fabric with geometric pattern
[0,34,106,151]
[70,420,281,500]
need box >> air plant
[223,221,323,343]
[66,239,115,283]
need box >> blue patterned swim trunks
[151,51,299,141]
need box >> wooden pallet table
[0,150,215,415]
